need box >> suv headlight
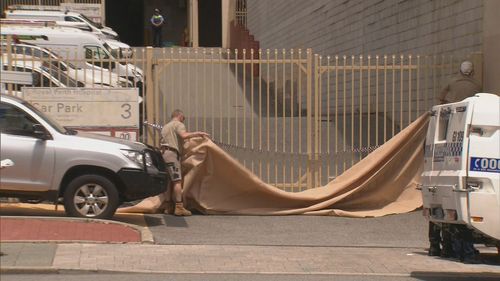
[144,151,154,167]
[120,149,144,168]
[122,47,133,58]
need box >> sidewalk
[2,241,500,277]
[1,206,500,277]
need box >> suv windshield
[22,101,67,134]
[79,14,103,29]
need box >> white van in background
[1,41,131,88]
[0,19,134,59]
[1,26,143,86]
[4,9,119,40]
[1,54,85,97]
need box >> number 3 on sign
[121,103,131,119]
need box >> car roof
[1,25,86,34]
[7,9,80,17]
[1,26,102,42]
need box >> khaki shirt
[160,120,186,154]
[439,75,482,104]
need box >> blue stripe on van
[470,157,500,173]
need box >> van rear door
[466,94,500,240]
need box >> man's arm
[438,84,450,104]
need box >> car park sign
[22,87,139,128]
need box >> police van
[421,93,500,246]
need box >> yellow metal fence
[143,48,482,190]
[1,41,482,190]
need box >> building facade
[245,0,499,92]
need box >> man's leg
[171,181,191,216]
[159,182,173,214]
[172,181,183,202]
[157,27,162,47]
[428,221,441,256]
[163,151,190,216]
[458,225,481,264]
[152,28,156,47]
[441,223,455,258]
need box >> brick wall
[246,0,485,137]
[247,0,483,57]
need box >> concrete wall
[246,0,483,57]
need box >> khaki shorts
[162,150,182,182]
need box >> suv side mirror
[32,124,51,140]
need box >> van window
[65,16,84,22]
[79,13,103,29]
[85,46,110,60]
[0,102,39,137]
[84,46,113,69]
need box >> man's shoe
[174,202,192,216]
[428,247,441,257]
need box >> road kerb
[0,215,153,244]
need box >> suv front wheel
[63,174,119,219]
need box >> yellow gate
[142,47,481,190]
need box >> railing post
[6,35,13,95]
[306,48,313,189]
[314,53,321,187]
[145,46,155,146]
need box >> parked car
[1,41,132,88]
[1,25,143,86]
[1,53,85,96]
[0,95,167,219]
[1,19,133,58]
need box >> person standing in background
[438,61,482,104]
[151,8,165,47]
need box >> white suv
[0,95,167,219]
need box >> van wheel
[63,174,119,220]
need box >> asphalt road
[145,211,429,248]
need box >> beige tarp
[120,114,429,217]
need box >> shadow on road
[411,272,500,281]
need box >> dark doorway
[198,0,222,47]
[105,0,144,46]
